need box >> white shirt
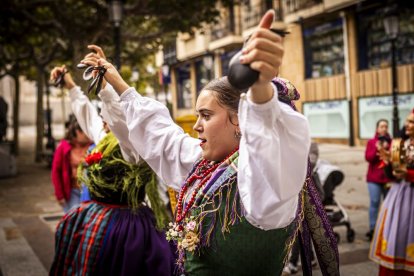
[69,86,106,145]
[99,83,311,230]
[68,86,170,205]
[68,86,138,163]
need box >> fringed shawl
[273,77,340,275]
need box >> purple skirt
[369,181,414,272]
[50,201,176,276]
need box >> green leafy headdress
[78,132,169,229]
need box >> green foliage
[0,0,223,75]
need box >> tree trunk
[12,74,20,155]
[35,66,44,162]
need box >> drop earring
[234,129,242,139]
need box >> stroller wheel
[347,229,355,243]
[334,232,340,243]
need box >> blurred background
[0,0,413,275]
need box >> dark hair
[202,77,246,115]
[65,118,83,142]
[376,119,389,128]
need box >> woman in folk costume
[81,10,339,275]
[369,111,414,275]
[49,62,175,276]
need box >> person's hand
[378,147,391,164]
[79,45,108,89]
[57,198,66,206]
[50,65,76,90]
[240,10,284,103]
[393,167,407,179]
[80,56,129,95]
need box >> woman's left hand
[393,168,407,179]
[240,10,284,103]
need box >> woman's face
[193,90,240,161]
[376,121,388,136]
[74,129,90,145]
[405,113,414,138]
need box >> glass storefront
[357,5,414,69]
[176,64,192,109]
[303,18,345,79]
[220,49,239,77]
[195,56,214,96]
[303,100,350,138]
[358,94,414,139]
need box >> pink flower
[186,221,196,231]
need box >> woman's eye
[202,114,210,120]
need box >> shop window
[303,19,345,79]
[196,56,214,96]
[176,64,192,109]
[357,6,414,69]
[221,49,239,77]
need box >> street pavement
[0,125,379,275]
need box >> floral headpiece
[78,132,169,229]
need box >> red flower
[85,152,103,166]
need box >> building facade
[161,0,414,145]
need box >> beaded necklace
[175,147,239,223]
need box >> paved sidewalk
[0,126,380,275]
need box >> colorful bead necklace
[175,147,239,223]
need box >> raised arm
[109,87,201,190]
[98,84,141,163]
[236,10,310,230]
[50,66,105,145]
[238,85,310,230]
[80,51,202,189]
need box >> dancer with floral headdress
[49,58,175,276]
[369,110,414,276]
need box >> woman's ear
[229,111,239,127]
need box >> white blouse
[68,86,139,163]
[68,86,169,205]
[69,86,106,145]
[99,83,311,230]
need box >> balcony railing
[211,19,234,41]
[163,43,177,66]
[284,0,322,14]
[243,4,283,30]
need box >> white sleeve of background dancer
[119,87,202,191]
[99,85,140,163]
[69,86,106,144]
[238,84,311,230]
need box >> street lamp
[108,0,123,69]
[383,5,400,137]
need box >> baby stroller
[315,159,356,243]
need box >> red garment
[379,265,414,276]
[51,140,72,201]
[51,140,90,201]
[406,169,414,183]
[365,134,391,184]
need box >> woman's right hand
[393,168,407,180]
[50,65,76,90]
[377,147,391,164]
[80,46,129,95]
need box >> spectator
[369,111,414,275]
[364,119,391,241]
[51,118,92,212]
